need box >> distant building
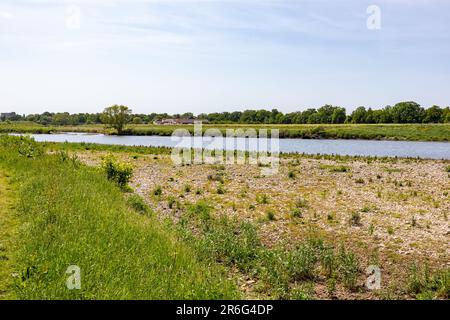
[0,112,17,121]
[153,118,209,125]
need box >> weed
[349,212,362,226]
[153,185,162,196]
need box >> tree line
[3,101,450,125]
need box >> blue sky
[1,0,450,115]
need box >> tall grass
[0,135,237,299]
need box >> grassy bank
[0,136,237,299]
[1,121,449,141]
[0,168,18,299]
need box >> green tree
[101,105,131,134]
[350,107,367,123]
[423,105,443,123]
[331,107,346,124]
[391,101,424,123]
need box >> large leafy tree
[391,101,425,123]
[101,105,131,135]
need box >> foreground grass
[0,169,18,299]
[1,121,450,141]
[0,136,237,299]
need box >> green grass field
[1,121,449,141]
[0,136,237,299]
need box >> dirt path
[0,169,18,300]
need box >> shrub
[101,154,133,188]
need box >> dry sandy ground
[78,150,450,298]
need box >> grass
[408,264,449,299]
[0,169,19,299]
[0,135,237,299]
[2,121,450,141]
[178,199,363,299]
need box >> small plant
[337,247,359,291]
[101,154,133,188]
[256,194,269,204]
[355,178,365,184]
[195,189,202,195]
[167,196,176,209]
[411,216,417,227]
[291,208,302,218]
[330,165,349,173]
[184,184,191,193]
[153,185,162,196]
[288,171,296,179]
[446,165,450,173]
[368,223,375,236]
[295,197,308,208]
[266,210,276,221]
[187,200,212,222]
[349,211,362,226]
[217,184,225,194]
[387,226,394,235]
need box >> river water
[18,132,450,160]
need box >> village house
[153,118,209,125]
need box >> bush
[101,154,133,188]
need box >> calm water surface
[19,132,450,160]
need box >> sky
[1,0,450,115]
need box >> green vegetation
[1,121,450,142]
[0,169,18,299]
[101,154,133,188]
[4,101,449,125]
[408,265,449,299]
[101,105,132,135]
[178,203,362,298]
[0,135,237,299]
